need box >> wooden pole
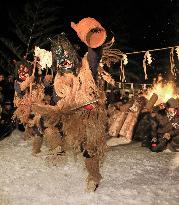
[30,57,37,95]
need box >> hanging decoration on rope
[120,54,128,82]
[123,54,128,65]
[143,55,147,80]
[175,46,179,60]
[169,48,177,79]
[146,51,152,64]
[125,44,179,81]
[143,51,152,80]
[120,61,125,82]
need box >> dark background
[0,0,178,83]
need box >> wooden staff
[30,57,37,95]
[51,67,54,79]
[46,65,48,76]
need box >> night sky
[0,0,178,82]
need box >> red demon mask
[18,65,29,81]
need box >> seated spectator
[150,98,179,152]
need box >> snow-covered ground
[0,129,179,205]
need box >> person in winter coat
[150,97,179,152]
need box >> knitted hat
[166,98,178,109]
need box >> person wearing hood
[150,97,179,152]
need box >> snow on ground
[0,129,179,205]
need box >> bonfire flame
[144,78,178,105]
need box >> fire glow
[144,80,178,105]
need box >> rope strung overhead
[125,45,179,55]
[119,45,179,81]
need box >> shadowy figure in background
[150,98,179,152]
[4,75,15,105]
[0,100,15,140]
[0,101,14,125]
[122,91,130,104]
[0,74,5,105]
